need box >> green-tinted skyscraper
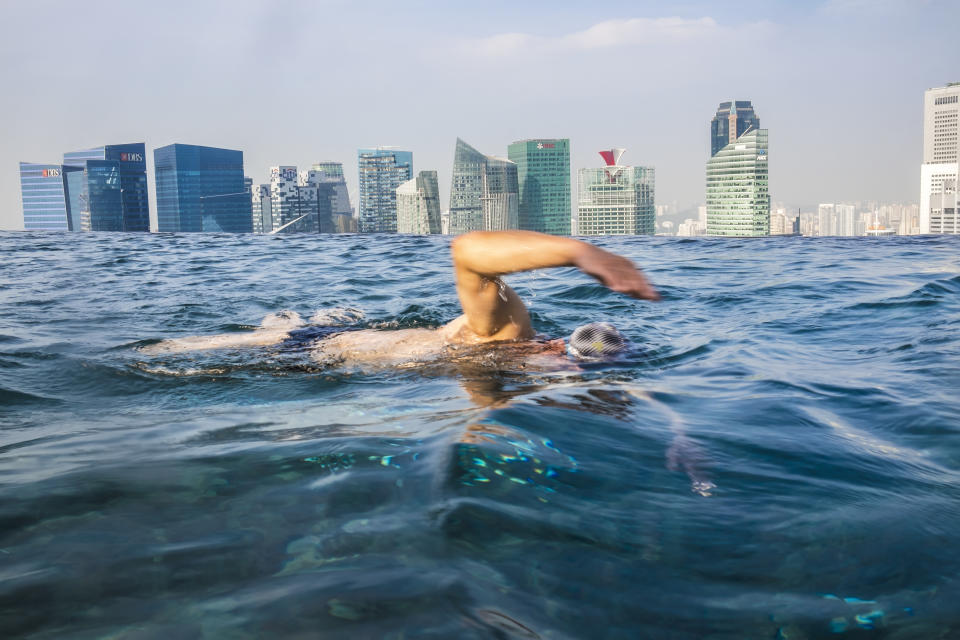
[705,128,770,236]
[507,138,571,235]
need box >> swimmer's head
[567,322,628,360]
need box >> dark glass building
[19,162,72,231]
[710,101,760,157]
[154,144,252,232]
[62,143,150,231]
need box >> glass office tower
[357,148,413,233]
[449,138,519,234]
[154,144,252,232]
[705,128,770,236]
[507,138,571,234]
[577,149,655,235]
[396,170,441,234]
[711,101,760,158]
[62,143,150,232]
[19,163,72,230]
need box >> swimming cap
[567,323,628,359]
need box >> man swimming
[140,230,659,366]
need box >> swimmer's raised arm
[449,231,659,340]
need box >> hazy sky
[1,0,956,230]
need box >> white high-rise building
[396,171,441,234]
[577,149,655,235]
[920,83,960,234]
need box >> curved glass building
[449,138,519,234]
[705,128,770,237]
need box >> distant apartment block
[358,148,413,233]
[396,170,441,234]
[577,149,655,235]
[815,203,856,236]
[920,83,960,234]
[449,138,519,234]
[706,102,769,237]
[507,138,571,234]
[154,144,252,233]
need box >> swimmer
[141,230,659,366]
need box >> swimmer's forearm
[451,231,589,276]
[452,231,659,301]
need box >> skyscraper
[396,170,441,234]
[357,148,413,233]
[711,101,761,158]
[920,83,960,234]
[577,149,655,235]
[308,162,355,232]
[19,162,74,231]
[706,102,770,237]
[507,138,571,234]
[449,138,519,234]
[154,144,252,233]
[62,143,150,232]
[251,184,272,233]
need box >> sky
[1,0,957,230]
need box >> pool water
[1,231,959,638]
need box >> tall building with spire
[711,101,760,158]
[576,149,655,235]
[448,138,519,234]
[706,101,770,236]
[920,83,960,234]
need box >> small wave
[0,386,59,406]
[309,307,365,326]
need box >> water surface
[1,231,959,639]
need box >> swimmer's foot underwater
[140,230,660,367]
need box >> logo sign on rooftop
[120,152,144,162]
[536,142,556,149]
[41,169,61,178]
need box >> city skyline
[1,1,956,231]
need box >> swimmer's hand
[575,245,660,301]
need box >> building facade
[920,83,960,234]
[577,149,655,235]
[251,184,272,233]
[396,170,441,234]
[449,138,519,234]
[307,162,355,232]
[154,144,252,233]
[706,123,770,237]
[19,163,74,231]
[61,143,150,232]
[711,101,761,158]
[357,148,413,233]
[507,138,571,234]
[815,203,857,236]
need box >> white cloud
[456,16,772,59]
